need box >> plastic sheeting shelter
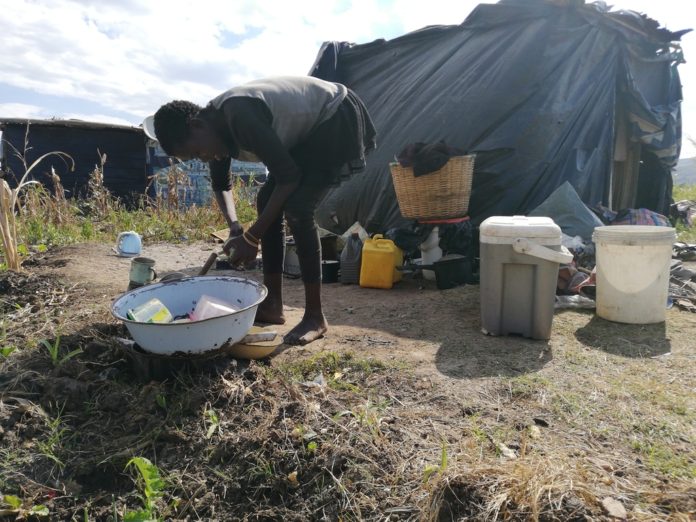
[310,0,689,233]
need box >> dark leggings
[257,177,328,283]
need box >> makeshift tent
[310,0,689,233]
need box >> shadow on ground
[300,277,555,379]
[434,336,552,379]
[574,315,671,357]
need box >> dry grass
[0,257,693,520]
[1,127,74,270]
[0,280,694,522]
[1,152,257,269]
[2,331,692,520]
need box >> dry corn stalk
[166,159,189,214]
[88,151,112,218]
[0,179,19,270]
[0,126,73,270]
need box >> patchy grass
[1,262,695,519]
[2,305,693,521]
[2,162,258,267]
[274,351,390,392]
[673,184,696,242]
[673,183,696,201]
[15,180,255,249]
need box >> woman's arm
[213,190,243,236]
[209,157,243,236]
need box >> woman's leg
[255,177,286,325]
[282,183,329,345]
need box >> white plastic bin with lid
[480,216,573,340]
[593,225,676,324]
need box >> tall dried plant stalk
[87,151,113,218]
[165,159,189,215]
[0,125,73,270]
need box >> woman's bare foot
[255,298,286,325]
[284,314,328,345]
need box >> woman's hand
[224,235,258,267]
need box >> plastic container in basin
[593,225,676,324]
[111,276,267,355]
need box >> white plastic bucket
[593,226,676,324]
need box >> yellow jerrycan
[359,235,404,289]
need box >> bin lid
[480,216,561,245]
[592,225,676,245]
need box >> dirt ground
[1,241,695,521]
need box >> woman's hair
[153,100,202,155]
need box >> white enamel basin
[111,276,267,355]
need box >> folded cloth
[397,141,465,177]
[594,205,671,227]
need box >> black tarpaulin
[310,0,689,234]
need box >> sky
[0,0,694,157]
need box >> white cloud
[0,0,692,158]
[62,113,137,127]
[0,103,45,119]
[0,104,134,128]
[0,0,482,118]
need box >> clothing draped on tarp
[396,142,466,177]
[309,0,688,234]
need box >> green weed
[0,494,49,518]
[0,322,16,358]
[0,131,74,270]
[423,441,448,483]
[351,397,391,440]
[204,405,220,439]
[249,456,275,481]
[631,439,696,478]
[125,457,166,522]
[629,420,695,478]
[39,335,82,367]
[467,413,489,446]
[1,150,258,268]
[37,409,68,470]
[155,393,167,411]
[673,183,696,201]
[507,374,551,400]
[277,352,387,393]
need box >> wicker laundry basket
[390,154,475,220]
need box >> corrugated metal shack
[0,118,147,202]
